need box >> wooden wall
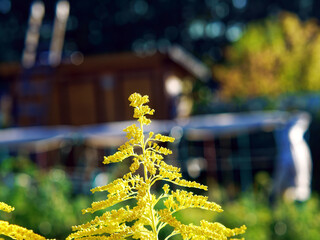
[1,52,190,126]
[46,69,169,126]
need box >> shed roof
[0,45,211,81]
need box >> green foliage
[191,79,214,114]
[272,197,320,240]
[170,190,320,240]
[158,171,320,240]
[1,155,320,239]
[0,156,91,239]
[214,12,320,99]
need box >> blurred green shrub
[167,172,320,240]
[1,156,320,240]
[171,191,320,240]
[214,12,320,99]
[0,156,91,239]
[272,196,320,240]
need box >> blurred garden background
[1,0,320,239]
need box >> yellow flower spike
[68,93,246,240]
[129,92,150,108]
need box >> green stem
[140,117,159,239]
[164,230,179,240]
[148,187,159,239]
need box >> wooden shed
[0,46,210,127]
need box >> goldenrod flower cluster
[0,202,48,240]
[0,202,14,213]
[67,93,246,240]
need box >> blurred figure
[288,113,312,201]
[272,112,312,202]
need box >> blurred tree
[2,0,314,64]
[214,12,320,99]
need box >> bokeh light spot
[189,20,206,40]
[215,2,229,18]
[133,0,148,16]
[205,21,225,38]
[39,221,52,235]
[226,23,244,42]
[232,0,247,9]
[70,51,84,65]
[274,221,287,236]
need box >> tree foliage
[214,12,320,99]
